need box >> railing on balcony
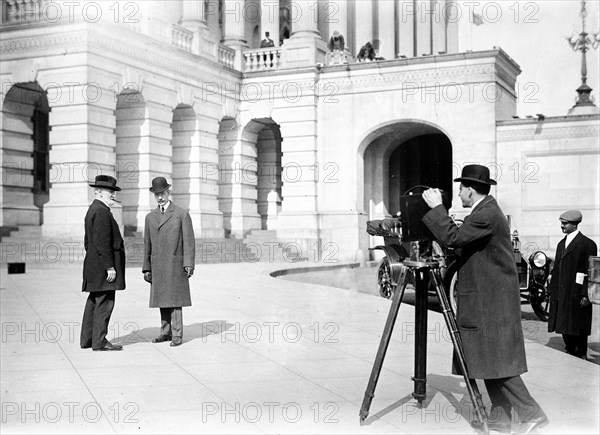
[218,44,235,69]
[172,24,193,53]
[2,0,50,24]
[243,48,282,72]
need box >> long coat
[548,232,597,335]
[143,202,195,308]
[423,196,527,379]
[82,199,126,292]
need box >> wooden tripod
[359,260,489,434]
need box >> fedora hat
[149,177,171,193]
[89,175,120,191]
[454,164,497,186]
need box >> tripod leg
[359,266,410,423]
[412,269,429,406]
[428,269,489,434]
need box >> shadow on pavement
[114,320,234,346]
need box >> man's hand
[581,296,591,307]
[422,188,443,209]
[184,267,194,278]
[106,267,117,283]
[143,271,152,283]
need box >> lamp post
[566,0,600,113]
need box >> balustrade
[243,48,282,72]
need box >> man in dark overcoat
[143,177,195,347]
[548,210,597,359]
[422,165,547,434]
[81,175,126,351]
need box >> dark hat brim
[454,176,497,186]
[89,183,121,191]
[149,184,171,193]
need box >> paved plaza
[1,262,599,434]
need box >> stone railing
[2,0,51,23]
[243,47,282,72]
[218,44,235,68]
[172,24,193,53]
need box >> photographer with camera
[421,165,548,434]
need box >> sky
[466,0,600,117]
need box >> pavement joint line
[6,277,123,433]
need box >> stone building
[1,0,598,264]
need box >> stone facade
[1,0,598,263]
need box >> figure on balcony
[260,31,275,48]
[357,42,377,62]
[327,30,348,65]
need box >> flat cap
[559,210,582,223]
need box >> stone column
[218,120,261,238]
[223,0,248,49]
[432,0,447,54]
[445,0,459,53]
[261,0,280,46]
[416,0,433,56]
[354,0,373,52]
[115,85,175,234]
[280,0,326,68]
[171,104,224,238]
[42,77,119,239]
[397,0,415,57]
[180,0,214,57]
[290,0,320,38]
[377,0,395,59]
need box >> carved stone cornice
[0,30,88,53]
[1,23,240,92]
[497,124,599,142]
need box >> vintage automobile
[367,217,553,321]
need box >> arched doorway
[1,82,50,227]
[362,121,452,221]
[218,117,282,237]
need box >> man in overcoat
[548,210,597,359]
[422,165,547,434]
[143,177,195,347]
[81,175,126,351]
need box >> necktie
[161,206,164,214]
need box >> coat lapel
[562,232,581,259]
[158,203,173,228]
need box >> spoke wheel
[377,257,395,299]
[530,284,549,322]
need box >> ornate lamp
[566,0,600,114]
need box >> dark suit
[423,196,544,425]
[143,202,195,338]
[81,199,126,349]
[548,231,597,357]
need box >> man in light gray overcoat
[143,177,195,347]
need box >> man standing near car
[421,164,547,434]
[81,175,125,351]
[143,177,195,347]
[548,210,597,359]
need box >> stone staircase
[0,226,307,267]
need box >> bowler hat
[149,177,171,193]
[89,175,120,191]
[559,210,582,223]
[454,164,497,186]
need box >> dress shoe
[152,335,172,343]
[170,337,182,347]
[81,344,92,349]
[93,342,123,351]
[519,415,549,434]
